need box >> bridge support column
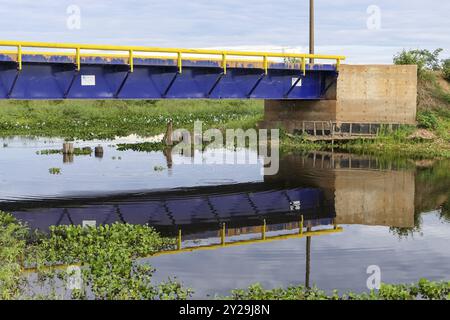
[259,65,418,135]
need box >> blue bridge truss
[0,41,345,100]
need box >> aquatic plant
[0,211,192,300]
[48,168,61,175]
[153,165,166,172]
[33,223,191,300]
[0,212,27,299]
[117,142,165,152]
[38,147,92,156]
[227,280,450,300]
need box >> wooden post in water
[62,143,74,155]
[163,120,173,146]
[95,145,104,158]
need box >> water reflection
[4,149,448,237]
[267,152,417,228]
[1,139,449,297]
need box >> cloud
[0,0,448,63]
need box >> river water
[1,136,449,298]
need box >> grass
[0,99,263,140]
[337,119,450,159]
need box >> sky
[0,0,448,64]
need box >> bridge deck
[0,40,344,100]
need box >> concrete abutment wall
[259,65,418,133]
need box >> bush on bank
[443,59,450,82]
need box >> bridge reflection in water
[9,151,426,287]
[9,151,418,240]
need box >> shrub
[443,59,450,82]
[417,110,439,130]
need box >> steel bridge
[0,40,345,100]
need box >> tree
[394,49,443,77]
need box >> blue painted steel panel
[0,54,338,100]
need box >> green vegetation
[0,212,27,300]
[38,147,93,155]
[227,280,450,300]
[336,118,450,159]
[0,100,262,140]
[443,59,450,82]
[48,167,61,175]
[117,141,165,152]
[0,211,191,300]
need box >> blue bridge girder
[0,41,343,100]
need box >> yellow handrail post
[129,49,134,73]
[17,45,22,71]
[263,55,268,75]
[299,215,304,235]
[336,58,341,71]
[222,53,227,75]
[177,229,182,250]
[262,219,267,240]
[76,47,81,71]
[220,223,226,246]
[177,52,182,74]
[301,57,306,76]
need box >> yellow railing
[161,221,343,257]
[0,40,346,75]
[21,218,343,273]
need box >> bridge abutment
[259,65,418,136]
